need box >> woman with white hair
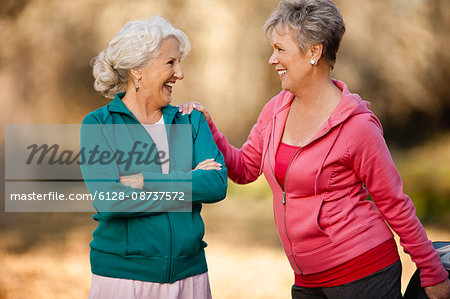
[81,16,227,299]
[179,0,450,298]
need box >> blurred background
[0,0,449,298]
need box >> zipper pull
[282,191,286,204]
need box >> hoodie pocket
[91,219,127,256]
[126,216,168,257]
[321,195,367,241]
[288,195,331,254]
[172,212,205,257]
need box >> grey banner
[5,124,193,212]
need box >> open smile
[277,69,287,78]
[163,82,175,93]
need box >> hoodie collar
[274,79,371,129]
[269,79,372,163]
[327,79,371,127]
[268,80,373,194]
[108,92,178,124]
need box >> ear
[309,43,323,65]
[130,67,142,82]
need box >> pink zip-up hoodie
[208,79,447,287]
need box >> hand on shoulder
[178,101,211,122]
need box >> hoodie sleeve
[205,92,284,184]
[80,111,227,221]
[141,111,227,204]
[207,107,268,184]
[346,113,448,287]
[172,110,227,204]
[80,114,167,219]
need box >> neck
[122,85,163,124]
[291,66,339,108]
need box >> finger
[178,103,187,112]
[208,164,222,170]
[207,165,222,170]
[179,102,188,114]
[119,177,131,183]
[193,103,204,113]
[193,104,210,122]
[194,159,215,168]
[196,165,222,171]
[199,158,215,163]
[183,102,192,115]
[199,162,222,169]
[188,102,194,114]
[202,161,221,167]
[194,160,208,170]
[194,161,222,170]
[182,103,188,115]
[194,161,210,170]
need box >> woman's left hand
[119,158,222,190]
[424,279,450,299]
[178,101,211,123]
[120,173,144,189]
[194,158,222,171]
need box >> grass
[393,133,450,227]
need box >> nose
[269,51,278,65]
[174,63,184,80]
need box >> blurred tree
[0,0,448,234]
[1,0,448,147]
[0,0,29,19]
[335,0,450,147]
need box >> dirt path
[0,197,448,298]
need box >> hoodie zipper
[165,213,174,282]
[267,119,303,274]
[264,92,347,275]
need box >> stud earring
[135,86,139,92]
[310,59,316,65]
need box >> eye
[272,45,284,53]
[167,59,175,65]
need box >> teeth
[165,82,174,87]
[277,70,287,76]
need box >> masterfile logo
[5,124,193,212]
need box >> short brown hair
[263,0,345,69]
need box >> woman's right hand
[120,173,144,189]
[424,278,450,299]
[178,101,211,123]
[194,158,222,171]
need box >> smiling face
[136,37,184,108]
[268,26,313,93]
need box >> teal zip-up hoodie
[80,92,227,283]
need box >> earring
[310,59,316,65]
[135,79,141,92]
